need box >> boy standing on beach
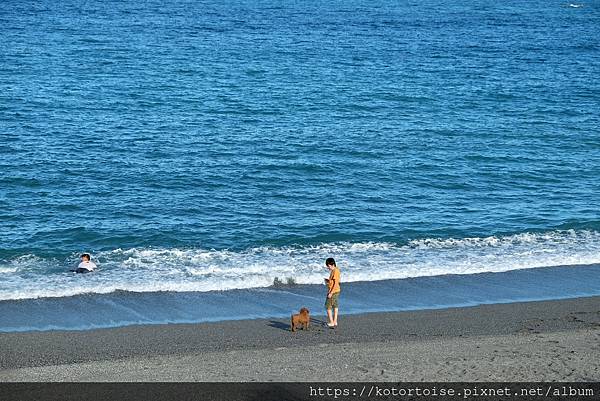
[325,257,340,328]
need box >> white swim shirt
[78,261,97,271]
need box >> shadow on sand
[267,320,290,331]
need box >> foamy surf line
[1,263,600,332]
[1,230,600,301]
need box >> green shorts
[325,292,340,309]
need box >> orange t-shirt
[328,267,341,294]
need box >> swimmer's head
[81,253,91,261]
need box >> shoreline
[1,296,600,381]
[3,262,600,333]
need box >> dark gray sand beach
[1,296,599,381]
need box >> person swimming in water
[72,253,97,273]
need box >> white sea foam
[0,254,48,274]
[1,230,600,300]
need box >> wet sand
[1,296,599,381]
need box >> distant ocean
[1,0,599,331]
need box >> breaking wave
[1,230,599,300]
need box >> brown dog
[290,307,310,332]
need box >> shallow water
[1,263,599,332]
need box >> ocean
[1,0,599,331]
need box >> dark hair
[81,253,91,261]
[325,257,336,267]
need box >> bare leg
[326,308,334,325]
[333,308,339,326]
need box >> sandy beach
[1,296,599,381]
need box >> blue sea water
[1,0,599,331]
